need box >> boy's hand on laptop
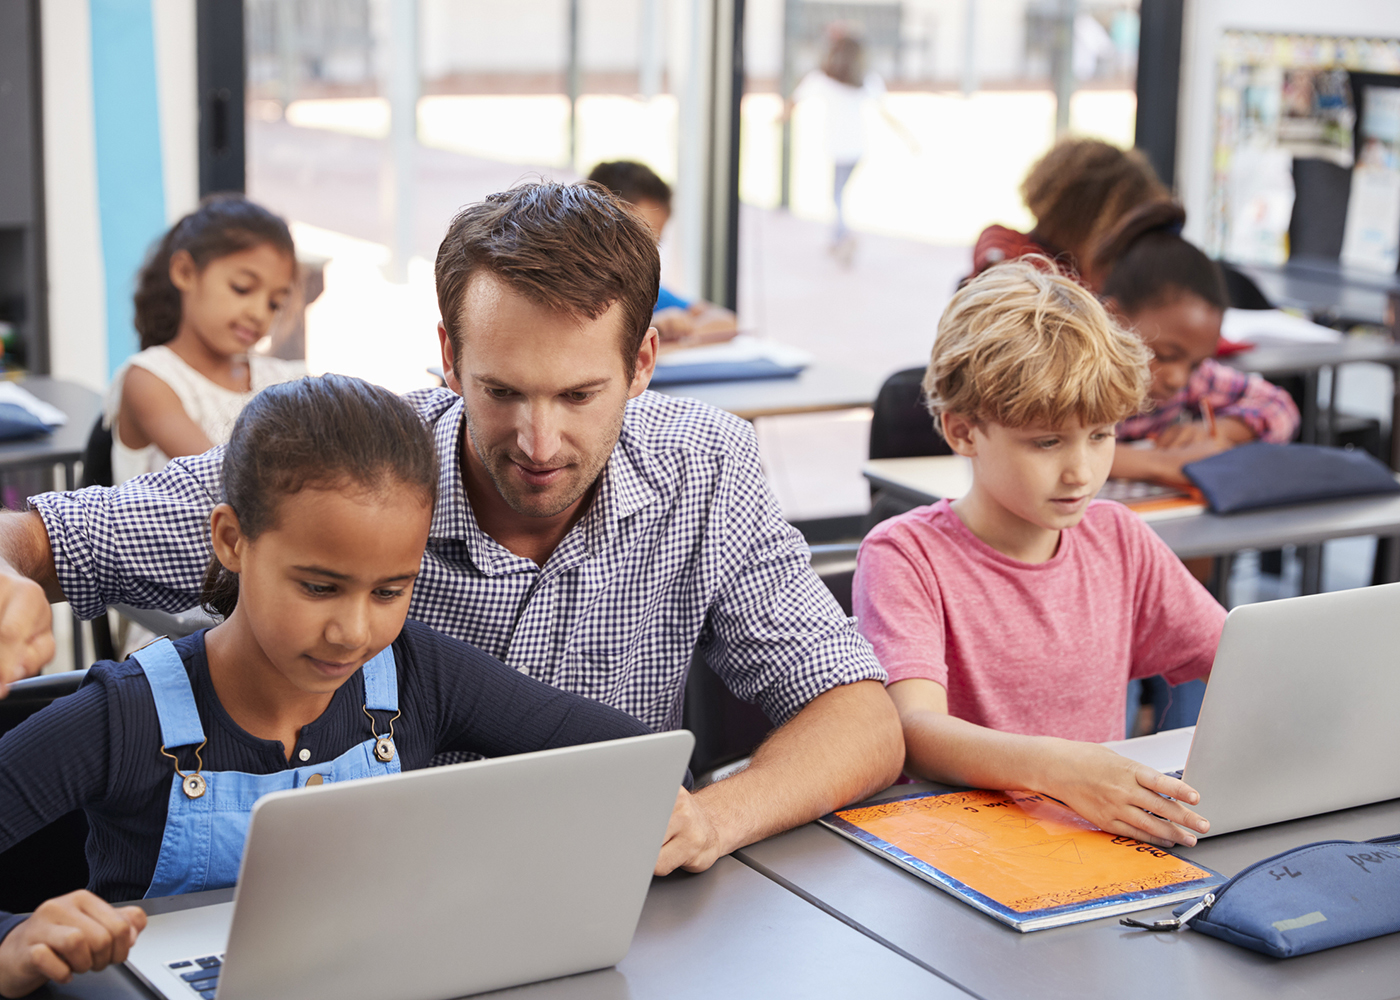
[655,786,723,876]
[0,890,146,997]
[1047,742,1209,849]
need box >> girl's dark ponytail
[1094,200,1227,315]
[200,374,439,619]
[133,194,295,350]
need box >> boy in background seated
[586,161,738,347]
[853,260,1224,848]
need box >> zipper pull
[1121,892,1215,932]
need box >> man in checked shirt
[0,182,903,876]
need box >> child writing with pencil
[1094,201,1299,485]
[0,375,652,997]
[853,260,1226,850]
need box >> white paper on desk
[654,335,813,369]
[1222,308,1342,344]
[0,383,67,427]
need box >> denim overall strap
[144,644,402,898]
[361,644,398,712]
[132,638,205,749]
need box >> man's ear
[628,326,660,399]
[436,322,463,396]
[940,411,979,458]
[209,504,247,574]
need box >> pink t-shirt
[853,499,1226,742]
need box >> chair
[80,417,118,661]
[0,670,92,912]
[866,367,952,530]
[682,543,861,778]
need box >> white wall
[152,0,198,224]
[41,0,198,390]
[41,0,106,391]
[1178,0,1400,246]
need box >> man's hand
[1040,741,1210,848]
[0,891,147,998]
[0,573,54,697]
[655,786,724,876]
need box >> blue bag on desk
[1164,836,1400,957]
[1182,442,1400,513]
[0,402,51,441]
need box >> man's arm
[655,678,903,875]
[0,511,61,693]
[889,678,1209,849]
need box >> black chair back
[869,367,952,460]
[79,416,118,661]
[0,671,92,912]
[682,545,860,777]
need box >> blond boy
[853,260,1224,847]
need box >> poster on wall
[1341,86,1400,273]
[1211,32,1400,264]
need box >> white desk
[863,455,1400,590]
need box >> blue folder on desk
[648,358,806,385]
[1184,443,1400,514]
[0,402,52,441]
[650,335,811,386]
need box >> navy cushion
[1184,442,1400,514]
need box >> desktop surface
[737,742,1400,1000]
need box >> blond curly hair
[924,258,1151,431]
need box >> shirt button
[298,748,311,762]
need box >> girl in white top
[109,195,305,483]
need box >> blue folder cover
[1183,442,1400,514]
[0,402,51,441]
[648,358,806,386]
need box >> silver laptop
[126,731,693,1000]
[1181,581,1400,837]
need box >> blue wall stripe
[90,0,167,380]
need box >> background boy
[854,260,1225,848]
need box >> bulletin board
[1210,31,1400,271]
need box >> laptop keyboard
[166,954,223,999]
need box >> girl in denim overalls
[0,375,649,997]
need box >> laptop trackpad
[126,902,234,999]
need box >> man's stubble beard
[463,402,627,519]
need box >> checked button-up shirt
[32,389,885,732]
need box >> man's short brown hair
[435,181,661,379]
[925,258,1151,430]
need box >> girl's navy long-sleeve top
[0,619,651,912]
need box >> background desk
[1231,257,1400,334]
[0,377,103,490]
[863,455,1400,594]
[49,856,959,1000]
[736,730,1400,1000]
[653,365,875,420]
[1223,338,1400,467]
[0,378,104,671]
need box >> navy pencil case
[1183,442,1400,514]
[1123,834,1400,957]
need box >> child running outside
[1096,201,1300,485]
[109,194,306,484]
[0,375,651,997]
[853,260,1225,849]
